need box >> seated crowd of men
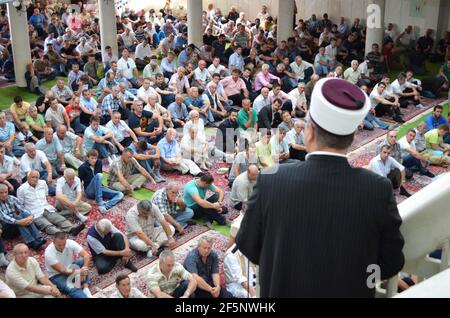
[1,0,450,298]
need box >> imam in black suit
[236,78,405,298]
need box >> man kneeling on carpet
[86,219,138,275]
[148,250,197,298]
[126,200,176,258]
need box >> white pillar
[99,0,119,63]
[277,0,295,45]
[7,3,32,88]
[187,0,203,48]
[365,0,386,56]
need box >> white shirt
[19,150,49,179]
[208,64,227,76]
[288,88,307,109]
[135,43,152,60]
[44,239,83,278]
[224,247,256,298]
[105,120,131,143]
[75,42,93,55]
[390,79,409,95]
[194,68,211,85]
[230,172,255,205]
[357,61,371,77]
[117,57,137,79]
[121,31,136,47]
[137,86,158,103]
[56,176,82,202]
[17,181,55,218]
[54,131,78,154]
[290,61,314,80]
[369,89,388,109]
[111,287,147,298]
[398,136,417,159]
[369,154,405,178]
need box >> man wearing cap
[237,78,404,298]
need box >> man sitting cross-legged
[148,249,197,298]
[78,149,124,214]
[5,243,61,298]
[55,169,92,223]
[17,170,86,236]
[125,201,176,258]
[107,148,156,195]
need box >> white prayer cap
[309,78,370,136]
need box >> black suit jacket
[257,106,282,130]
[236,155,405,298]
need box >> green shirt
[425,129,443,149]
[25,114,45,133]
[442,63,450,81]
[183,180,217,208]
[237,109,257,131]
[256,140,273,168]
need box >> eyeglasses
[127,63,130,69]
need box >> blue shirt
[183,248,219,286]
[160,58,177,74]
[84,125,110,151]
[183,180,217,208]
[175,35,187,49]
[184,97,204,110]
[168,102,189,122]
[178,49,190,67]
[229,52,244,71]
[157,137,179,160]
[0,122,15,143]
[29,14,45,29]
[425,114,448,132]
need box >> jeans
[93,142,116,159]
[191,193,226,225]
[6,143,25,158]
[0,211,43,244]
[195,286,234,298]
[172,280,196,298]
[364,113,389,130]
[71,117,87,135]
[200,109,216,125]
[50,259,90,298]
[161,93,176,108]
[315,64,329,76]
[403,155,425,173]
[171,208,194,229]
[85,173,124,209]
[444,133,450,145]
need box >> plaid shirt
[101,94,122,116]
[0,196,30,225]
[151,188,178,215]
[107,157,141,187]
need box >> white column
[277,0,295,45]
[187,0,203,48]
[365,0,386,55]
[99,0,119,63]
[7,3,32,88]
